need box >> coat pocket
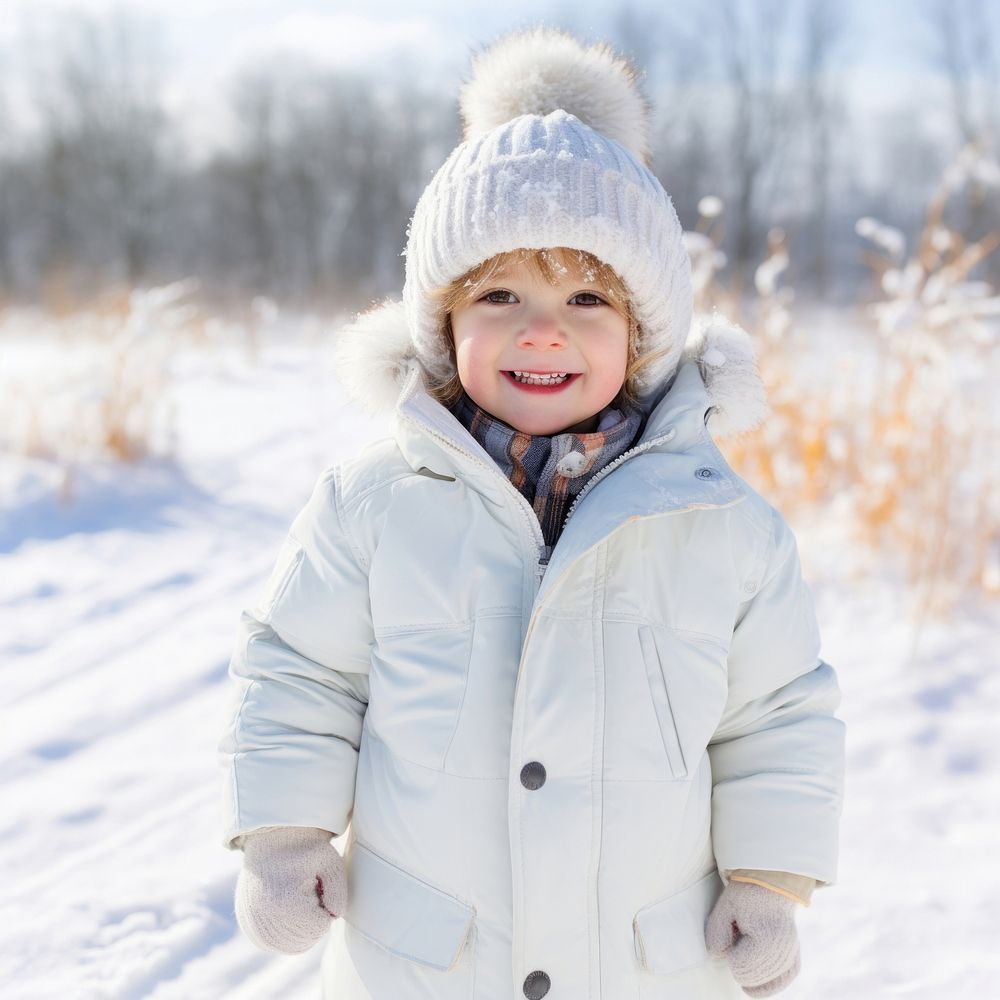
[367,621,475,771]
[344,840,476,973]
[638,625,688,779]
[633,868,724,975]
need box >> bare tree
[921,0,1000,147]
[608,2,716,226]
[215,60,455,308]
[228,69,282,297]
[919,0,1000,281]
[0,66,14,298]
[800,0,847,298]
[25,9,173,298]
[712,0,805,294]
[636,0,851,301]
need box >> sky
[0,0,956,72]
[0,2,557,152]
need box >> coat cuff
[727,868,816,906]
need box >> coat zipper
[404,414,679,602]
[560,428,678,533]
[536,544,552,590]
[400,355,702,582]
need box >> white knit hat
[401,25,693,401]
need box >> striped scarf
[450,391,646,552]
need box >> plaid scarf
[450,391,646,552]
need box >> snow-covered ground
[1,327,997,998]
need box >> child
[218,26,845,1000]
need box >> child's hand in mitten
[705,881,800,997]
[235,826,347,954]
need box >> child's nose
[517,313,567,350]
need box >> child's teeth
[512,371,569,384]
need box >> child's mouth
[502,370,579,393]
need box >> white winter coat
[219,309,846,1000]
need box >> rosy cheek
[454,343,494,394]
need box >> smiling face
[449,250,630,435]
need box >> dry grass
[0,280,206,501]
[698,144,1000,617]
[0,279,306,511]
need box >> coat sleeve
[708,503,845,888]
[218,466,373,850]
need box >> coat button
[695,466,718,480]
[555,450,587,477]
[523,970,551,998]
[520,761,546,789]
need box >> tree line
[0,0,996,314]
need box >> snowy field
[1,327,997,999]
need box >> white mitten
[705,880,801,997]
[235,826,347,954]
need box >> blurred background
[1,1,997,997]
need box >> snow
[856,217,906,261]
[697,195,723,220]
[943,145,1000,193]
[1,320,997,998]
[754,250,789,297]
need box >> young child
[218,26,845,1000]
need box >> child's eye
[482,289,517,304]
[571,292,606,306]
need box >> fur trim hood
[331,301,768,439]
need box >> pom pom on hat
[458,25,653,167]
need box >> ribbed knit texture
[402,108,692,402]
[450,390,645,549]
[234,826,346,955]
[705,880,801,997]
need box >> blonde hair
[426,247,670,411]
